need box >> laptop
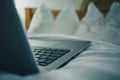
[0,0,91,76]
[29,37,90,71]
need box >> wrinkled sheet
[1,35,120,80]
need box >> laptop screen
[0,0,39,76]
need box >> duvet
[0,35,120,80]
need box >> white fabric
[28,5,80,37]
[54,5,79,35]
[27,3,54,37]
[0,35,120,80]
[75,2,104,41]
[82,2,104,26]
[102,2,120,45]
[105,2,120,27]
[88,2,120,46]
[56,5,79,24]
[75,2,120,46]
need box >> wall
[15,0,84,29]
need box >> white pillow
[90,2,120,45]
[75,2,120,46]
[54,5,80,35]
[28,4,80,36]
[37,5,80,35]
[82,2,104,26]
[105,2,120,30]
[27,3,54,37]
[102,2,120,45]
[75,2,104,41]
[56,5,79,23]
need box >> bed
[24,0,120,80]
[26,0,120,44]
[1,0,120,80]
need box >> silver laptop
[29,37,91,72]
[0,0,90,76]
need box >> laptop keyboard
[32,47,70,66]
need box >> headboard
[25,0,120,30]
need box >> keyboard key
[45,59,53,64]
[44,52,51,56]
[37,59,46,62]
[51,54,62,57]
[52,51,67,55]
[47,56,58,60]
[33,49,40,52]
[34,52,40,55]
[39,62,48,66]
[40,55,48,59]
[35,52,44,55]
[39,50,46,53]
[35,55,41,58]
[45,50,53,53]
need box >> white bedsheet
[0,35,120,80]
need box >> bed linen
[81,2,104,27]
[75,2,120,46]
[1,1,120,80]
[0,35,120,80]
[27,3,54,37]
[27,3,80,37]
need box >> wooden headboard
[25,0,119,30]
